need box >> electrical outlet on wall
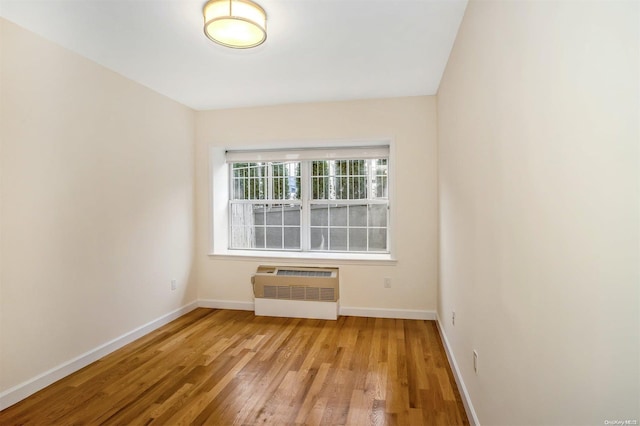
[473,350,478,374]
[452,311,456,326]
[171,279,177,291]
[384,277,392,288]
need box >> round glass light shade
[203,0,267,49]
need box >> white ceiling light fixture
[203,0,267,49]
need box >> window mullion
[266,162,273,201]
[368,159,374,201]
[301,161,310,251]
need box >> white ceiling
[0,0,467,111]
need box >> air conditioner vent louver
[263,285,276,298]
[277,286,291,299]
[291,286,305,300]
[252,266,340,320]
[320,288,335,301]
[306,286,319,300]
[276,270,332,277]
[260,284,335,302]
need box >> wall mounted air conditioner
[251,265,339,320]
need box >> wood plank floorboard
[0,308,469,425]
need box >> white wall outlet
[384,277,392,288]
[171,279,177,291]
[473,350,478,374]
[452,311,456,326]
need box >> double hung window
[227,146,390,254]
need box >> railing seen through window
[229,158,389,253]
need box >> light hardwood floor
[0,308,468,425]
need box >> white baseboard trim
[198,299,254,311]
[339,306,436,320]
[197,300,435,320]
[435,315,480,426]
[198,299,436,320]
[0,301,198,411]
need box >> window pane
[374,159,388,199]
[265,206,282,225]
[231,162,267,200]
[312,176,329,199]
[254,206,265,225]
[349,228,367,251]
[369,205,387,227]
[350,159,367,199]
[349,159,365,175]
[310,227,328,251]
[336,160,350,200]
[233,178,243,200]
[368,229,387,251]
[329,228,347,251]
[254,227,265,248]
[335,175,348,199]
[273,176,284,200]
[283,205,300,226]
[284,228,301,249]
[272,162,301,200]
[266,227,283,249]
[250,164,267,200]
[348,205,367,226]
[230,203,254,227]
[329,205,347,226]
[375,177,387,198]
[311,161,328,199]
[230,202,257,249]
[286,176,301,200]
[310,205,328,226]
[351,176,367,199]
[230,226,252,249]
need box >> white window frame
[209,140,396,264]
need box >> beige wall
[0,19,197,392]
[195,97,438,312]
[437,1,639,424]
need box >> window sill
[209,249,397,266]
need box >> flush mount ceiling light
[203,0,267,49]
